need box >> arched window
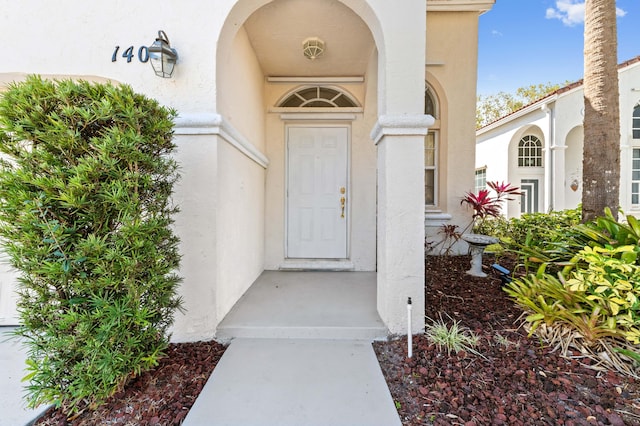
[278,86,359,108]
[425,86,438,118]
[633,103,640,139]
[518,135,543,167]
[424,85,440,205]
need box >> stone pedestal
[462,234,498,278]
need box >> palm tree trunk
[582,0,621,222]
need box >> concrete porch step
[216,271,389,341]
[217,323,388,340]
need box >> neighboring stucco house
[476,56,640,219]
[0,0,492,341]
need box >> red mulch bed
[33,255,640,425]
[374,255,640,425]
[34,341,226,425]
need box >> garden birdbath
[462,234,498,277]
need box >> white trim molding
[424,211,453,227]
[427,0,495,13]
[267,76,364,84]
[279,259,355,271]
[370,114,435,145]
[174,113,269,169]
[279,112,358,121]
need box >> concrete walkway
[183,338,402,426]
[0,328,48,426]
[2,272,402,425]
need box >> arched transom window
[633,103,640,139]
[278,86,359,108]
[425,86,438,118]
[518,135,543,167]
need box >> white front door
[287,126,349,259]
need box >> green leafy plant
[614,347,640,365]
[424,316,480,356]
[503,209,640,377]
[0,76,183,415]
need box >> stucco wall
[217,26,267,152]
[213,20,267,326]
[0,1,230,113]
[216,141,266,324]
[424,11,481,243]
[619,63,640,214]
[476,112,547,218]
[167,133,219,342]
[563,126,584,209]
[0,0,480,339]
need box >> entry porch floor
[216,271,389,341]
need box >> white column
[371,115,433,334]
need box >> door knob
[340,196,346,218]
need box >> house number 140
[112,46,149,63]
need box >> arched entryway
[214,0,429,337]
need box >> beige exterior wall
[0,1,223,112]
[0,0,489,339]
[216,141,266,325]
[214,23,267,329]
[424,10,480,250]
[218,26,267,152]
[171,134,219,341]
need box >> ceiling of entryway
[243,0,375,77]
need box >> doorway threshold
[279,259,355,271]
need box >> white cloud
[546,1,627,27]
[545,0,585,27]
[491,29,503,37]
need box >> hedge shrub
[0,76,183,414]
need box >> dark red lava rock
[373,255,640,426]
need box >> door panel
[520,179,539,214]
[287,127,348,259]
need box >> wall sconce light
[148,30,178,78]
[570,179,579,192]
[302,37,325,60]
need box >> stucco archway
[507,125,545,217]
[216,0,385,114]
[213,0,429,336]
[212,0,383,326]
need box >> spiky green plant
[424,316,480,356]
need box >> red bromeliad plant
[461,181,522,229]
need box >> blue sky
[477,0,639,96]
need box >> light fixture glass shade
[149,30,178,78]
[303,37,325,60]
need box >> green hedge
[0,76,183,414]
